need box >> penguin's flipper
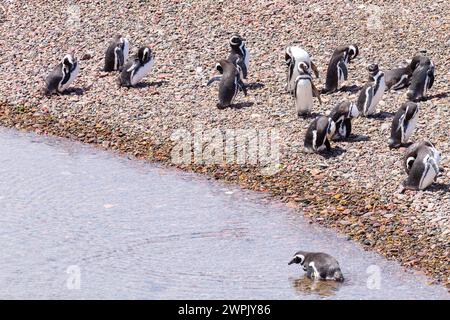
[427,68,435,89]
[311,81,322,105]
[206,76,222,86]
[240,61,248,80]
[238,78,247,96]
[310,61,320,78]
[325,138,331,151]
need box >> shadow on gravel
[340,85,361,93]
[320,146,346,159]
[246,82,265,90]
[230,102,254,109]
[135,81,168,88]
[369,112,394,120]
[334,135,370,143]
[63,87,85,96]
[422,91,449,101]
[298,112,322,120]
[426,183,450,193]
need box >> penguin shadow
[62,87,85,96]
[368,111,394,120]
[319,146,346,159]
[289,276,343,297]
[340,134,370,143]
[339,84,362,94]
[229,102,254,110]
[421,91,450,101]
[134,80,168,89]
[426,183,450,193]
[298,112,321,120]
[245,82,265,90]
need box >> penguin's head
[347,45,359,61]
[367,64,381,79]
[229,34,245,48]
[288,251,306,266]
[297,61,310,75]
[62,54,77,72]
[215,62,224,74]
[138,47,153,64]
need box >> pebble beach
[0,0,448,287]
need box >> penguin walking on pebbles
[388,101,419,148]
[407,52,435,101]
[293,61,321,117]
[207,59,247,109]
[304,116,336,153]
[44,54,80,95]
[402,141,441,191]
[322,45,359,94]
[288,251,344,282]
[329,101,360,140]
[356,64,386,117]
[285,46,319,93]
[227,34,249,80]
[119,46,154,87]
[104,35,129,72]
[384,59,418,91]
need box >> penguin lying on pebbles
[384,59,418,91]
[207,59,247,109]
[322,45,359,93]
[228,34,249,80]
[304,116,336,153]
[285,46,319,93]
[44,54,80,95]
[293,61,322,117]
[329,101,360,140]
[356,64,386,117]
[104,35,129,72]
[407,51,435,101]
[402,140,441,191]
[119,46,154,87]
[288,251,344,282]
[388,101,419,148]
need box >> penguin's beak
[288,258,296,265]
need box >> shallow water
[0,128,448,299]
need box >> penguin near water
[304,116,336,153]
[329,101,360,140]
[293,61,322,117]
[407,53,435,101]
[288,251,344,282]
[119,46,154,87]
[207,59,247,109]
[44,54,80,95]
[322,45,359,94]
[285,46,319,93]
[388,101,419,148]
[104,35,129,72]
[356,64,386,117]
[402,141,441,191]
[227,34,249,80]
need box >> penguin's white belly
[309,262,321,279]
[131,60,154,86]
[403,115,418,143]
[59,63,79,92]
[419,157,439,190]
[295,80,313,115]
[368,78,385,115]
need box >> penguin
[207,59,247,109]
[322,45,359,93]
[227,34,249,80]
[384,59,418,91]
[119,46,154,87]
[44,54,80,95]
[402,141,441,191]
[288,251,344,282]
[407,54,435,101]
[388,101,419,148]
[356,64,386,117]
[104,35,129,72]
[293,61,322,117]
[304,116,336,153]
[285,46,319,93]
[329,101,360,140]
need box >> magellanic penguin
[288,251,344,282]
[407,54,435,101]
[104,35,129,72]
[207,59,247,109]
[285,46,319,93]
[227,34,249,80]
[304,116,336,153]
[119,46,154,87]
[44,54,80,95]
[329,101,360,140]
[388,101,419,148]
[356,64,386,117]
[322,45,359,94]
[402,141,441,191]
[293,62,322,117]
[384,59,418,91]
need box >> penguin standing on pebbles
[304,116,336,153]
[388,101,419,148]
[288,251,344,282]
[402,141,441,191]
[384,59,418,91]
[44,54,80,95]
[119,46,154,87]
[207,59,247,109]
[407,52,435,101]
[356,64,386,117]
[104,35,129,72]
[285,46,319,93]
[322,45,359,93]
[293,62,321,117]
[227,34,249,80]
[329,101,360,140]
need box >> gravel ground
[0,0,448,287]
